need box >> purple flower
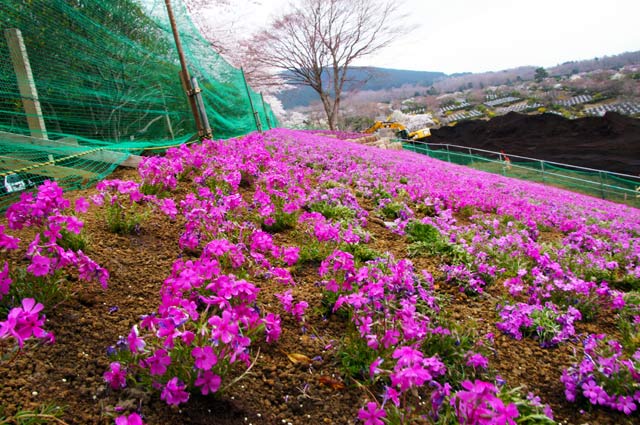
[75,197,90,214]
[127,325,146,353]
[114,412,144,425]
[357,402,386,425]
[0,262,12,298]
[104,362,127,390]
[27,255,51,277]
[208,310,239,344]
[191,345,218,370]
[161,377,189,406]
[466,352,489,369]
[263,313,281,343]
[145,349,171,376]
[194,370,221,395]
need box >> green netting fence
[402,142,640,208]
[0,0,278,210]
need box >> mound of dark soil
[429,112,640,175]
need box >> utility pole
[164,0,211,139]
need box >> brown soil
[428,112,640,175]
[0,167,635,425]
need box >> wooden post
[5,28,48,140]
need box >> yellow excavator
[363,120,431,141]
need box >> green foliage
[1,269,68,316]
[104,202,149,234]
[0,403,65,425]
[617,292,640,354]
[405,220,468,262]
[339,243,383,265]
[338,334,379,380]
[308,201,356,222]
[380,201,404,220]
[420,312,492,386]
[262,211,297,233]
[57,229,89,252]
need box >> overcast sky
[207,0,640,74]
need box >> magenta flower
[75,197,90,214]
[104,362,127,390]
[127,325,146,353]
[194,370,222,395]
[208,310,238,344]
[0,225,20,250]
[0,298,51,347]
[263,313,281,343]
[0,262,12,298]
[191,345,218,370]
[466,352,489,369]
[114,412,144,425]
[160,377,189,406]
[282,246,300,265]
[358,402,386,425]
[145,349,171,376]
[27,255,51,277]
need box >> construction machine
[363,121,431,141]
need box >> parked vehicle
[0,173,37,195]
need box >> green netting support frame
[0,0,278,210]
[402,141,640,208]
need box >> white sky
[207,0,640,74]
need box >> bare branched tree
[248,0,409,129]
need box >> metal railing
[401,140,640,208]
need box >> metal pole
[191,77,212,139]
[241,67,262,132]
[164,0,203,138]
[260,92,272,129]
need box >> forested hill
[277,67,447,108]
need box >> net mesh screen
[0,0,277,209]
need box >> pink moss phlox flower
[369,357,383,379]
[453,379,519,425]
[358,401,386,425]
[144,349,172,376]
[195,370,222,395]
[281,246,300,266]
[75,197,90,214]
[0,262,12,298]
[272,267,295,285]
[275,290,294,313]
[263,312,281,343]
[192,345,218,370]
[250,230,274,253]
[0,298,52,347]
[0,225,20,250]
[127,325,146,353]
[158,198,178,219]
[208,310,239,344]
[292,301,308,322]
[27,255,51,277]
[104,362,127,390]
[161,377,189,406]
[114,412,144,425]
[466,352,489,369]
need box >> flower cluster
[562,334,640,414]
[496,302,581,347]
